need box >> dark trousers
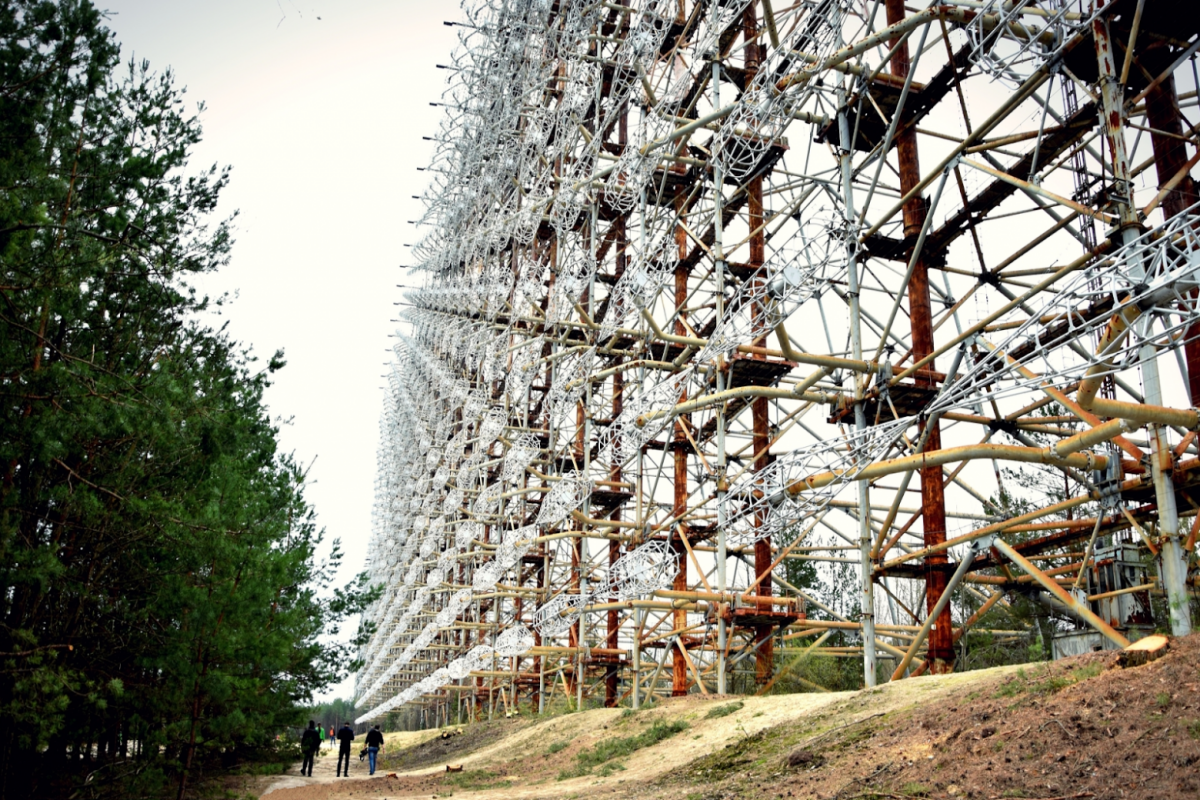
[301,751,315,776]
[337,747,351,775]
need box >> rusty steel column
[605,394,623,705]
[533,555,544,712]
[671,193,690,698]
[885,0,953,674]
[744,0,775,687]
[568,401,583,695]
[605,106,628,708]
[1145,75,1200,402]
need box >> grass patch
[1156,691,1171,709]
[995,663,1098,700]
[233,762,290,776]
[1187,720,1200,739]
[547,740,570,755]
[445,769,513,790]
[705,701,744,720]
[828,722,878,751]
[901,783,931,797]
[557,720,689,779]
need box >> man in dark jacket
[364,724,384,775]
[336,722,355,777]
[300,720,320,777]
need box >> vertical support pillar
[607,378,624,707]
[1145,75,1200,400]
[885,0,953,673]
[743,0,775,689]
[632,604,643,708]
[606,108,628,705]
[671,192,691,697]
[568,507,581,698]
[836,14,876,689]
[1095,12,1192,637]
[712,49,730,697]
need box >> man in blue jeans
[365,725,384,775]
[335,722,355,777]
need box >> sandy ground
[254,640,1200,800]
[255,677,986,800]
[260,730,441,797]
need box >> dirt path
[260,730,440,797]
[257,635,1200,800]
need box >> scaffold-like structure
[356,0,1200,726]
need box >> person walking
[300,721,320,777]
[364,725,384,776]
[336,721,355,777]
[328,726,336,748]
[318,723,326,751]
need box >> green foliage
[307,699,359,734]
[993,662,1101,700]
[557,720,688,779]
[444,769,512,790]
[0,3,377,797]
[704,701,744,720]
[546,741,570,754]
[768,648,867,694]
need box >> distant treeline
[0,2,375,798]
[305,699,359,734]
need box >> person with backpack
[364,725,384,776]
[300,721,320,777]
[336,721,355,777]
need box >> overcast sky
[100,0,454,701]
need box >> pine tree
[0,4,376,797]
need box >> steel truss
[356,0,1200,726]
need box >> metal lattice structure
[356,0,1200,726]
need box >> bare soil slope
[261,633,1200,800]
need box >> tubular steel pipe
[1075,303,1144,409]
[653,588,799,606]
[361,0,1200,725]
[991,539,1130,648]
[635,385,838,427]
[980,338,1147,461]
[1087,582,1156,603]
[890,540,981,681]
[774,5,1055,94]
[952,589,1007,644]
[884,0,949,674]
[786,444,1110,496]
[747,2,776,689]
[1094,17,1193,638]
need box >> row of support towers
[356,0,1200,726]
